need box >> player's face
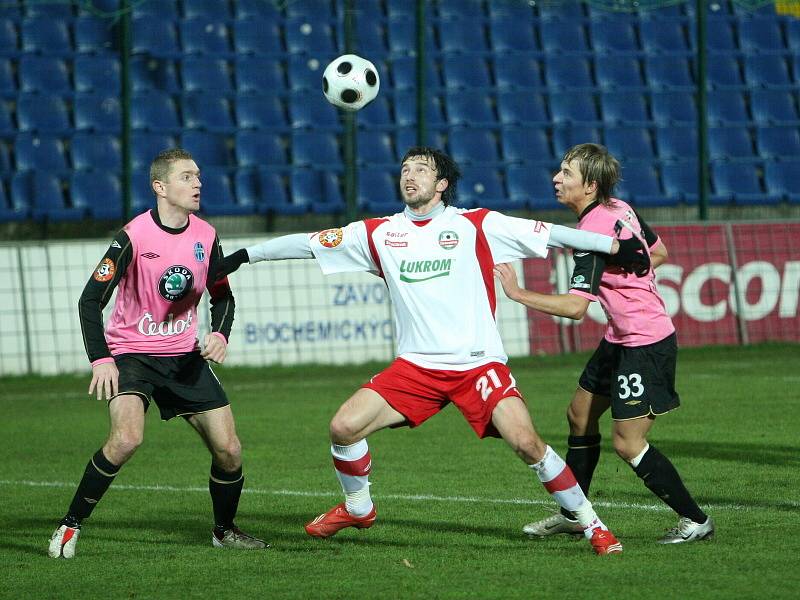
[161,159,202,213]
[400,155,447,210]
[553,159,593,210]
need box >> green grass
[2,344,799,599]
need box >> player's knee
[215,437,242,469]
[107,430,143,462]
[329,415,359,445]
[514,431,547,464]
[612,437,641,462]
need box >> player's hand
[201,333,228,364]
[88,361,118,401]
[493,263,522,301]
[607,221,650,277]
[207,248,249,284]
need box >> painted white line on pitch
[2,478,795,512]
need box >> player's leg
[186,405,266,549]
[49,393,145,558]
[305,387,406,538]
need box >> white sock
[331,440,373,517]
[628,443,650,468]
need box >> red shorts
[363,358,523,439]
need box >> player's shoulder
[580,199,630,233]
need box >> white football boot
[657,516,715,544]
[523,513,584,538]
[48,524,81,558]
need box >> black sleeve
[78,230,133,363]
[569,251,606,296]
[633,209,659,247]
[207,235,236,340]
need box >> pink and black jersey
[79,209,234,363]
[568,199,674,346]
[309,206,551,370]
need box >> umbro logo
[141,252,160,259]
[574,252,589,257]
[111,240,121,249]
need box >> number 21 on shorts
[475,367,517,402]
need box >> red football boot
[590,528,623,555]
[304,502,377,538]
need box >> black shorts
[578,333,680,420]
[113,352,229,420]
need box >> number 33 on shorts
[474,365,518,402]
[616,372,644,400]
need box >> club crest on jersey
[93,258,115,282]
[319,228,343,248]
[194,242,205,262]
[438,230,459,250]
[159,265,194,302]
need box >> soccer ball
[322,54,380,111]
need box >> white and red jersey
[102,211,219,356]
[310,206,551,370]
[570,198,675,346]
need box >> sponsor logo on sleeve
[158,265,194,302]
[93,258,116,282]
[194,242,205,262]
[571,274,591,289]
[318,228,344,248]
[438,230,459,250]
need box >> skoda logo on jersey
[438,230,459,250]
[194,242,205,262]
[159,265,194,302]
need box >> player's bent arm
[650,239,668,269]
[494,262,590,320]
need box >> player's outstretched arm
[208,233,315,283]
[494,263,590,320]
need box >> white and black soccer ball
[322,54,380,111]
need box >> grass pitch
[2,344,799,599]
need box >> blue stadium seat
[19,56,70,93]
[590,19,640,53]
[655,126,698,160]
[707,55,743,89]
[288,170,336,215]
[487,1,533,19]
[712,162,778,205]
[71,171,122,220]
[0,140,10,172]
[199,169,250,216]
[253,169,291,213]
[287,55,324,91]
[75,56,120,93]
[708,127,754,161]
[764,160,800,203]
[357,130,395,165]
[74,94,121,132]
[738,17,785,53]
[0,19,17,56]
[235,130,287,167]
[743,55,791,88]
[352,19,388,54]
[291,131,341,167]
[131,175,155,214]
[507,165,560,210]
[661,162,699,204]
[340,0,384,19]
[390,56,441,91]
[489,18,537,52]
[496,91,548,125]
[236,57,285,93]
[617,162,667,207]
[132,16,180,56]
[601,91,649,125]
[181,131,234,167]
[75,16,118,53]
[438,19,488,54]
[285,18,337,54]
[394,128,447,160]
[24,172,85,222]
[442,55,492,89]
[788,18,800,52]
[708,90,750,125]
[77,0,118,16]
[731,0,774,15]
[289,92,341,130]
[16,94,71,133]
[182,94,235,131]
[459,168,515,211]
[233,169,260,211]
[358,169,399,213]
[236,95,287,130]
[448,128,500,165]
[704,17,738,52]
[233,19,283,55]
[437,0,486,19]
[595,56,644,90]
[644,55,694,90]
[545,56,594,89]
[71,133,122,170]
[180,18,232,55]
[639,19,689,53]
[394,92,445,127]
[540,21,589,53]
[552,126,603,157]
[285,0,335,19]
[317,171,345,215]
[132,132,176,168]
[755,126,800,159]
[131,56,181,92]
[0,58,15,94]
[549,93,600,125]
[539,3,586,19]
[493,55,544,90]
[181,57,233,92]
[604,127,655,161]
[130,91,180,132]
[26,0,74,16]
[445,93,496,126]
[650,91,696,125]
[387,17,437,54]
[0,177,29,222]
[21,17,71,54]
[501,127,552,164]
[235,0,282,19]
[133,0,178,17]
[183,0,232,19]
[358,96,394,128]
[750,89,799,125]
[14,134,68,172]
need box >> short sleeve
[310,221,377,275]
[481,211,550,263]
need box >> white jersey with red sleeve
[310,206,551,370]
[104,212,218,355]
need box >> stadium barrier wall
[1,222,797,376]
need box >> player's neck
[156,203,190,229]
[404,200,444,220]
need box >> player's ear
[152,179,166,198]
[436,178,449,193]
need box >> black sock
[632,445,707,524]
[560,434,601,519]
[209,465,244,531]
[65,450,120,524]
